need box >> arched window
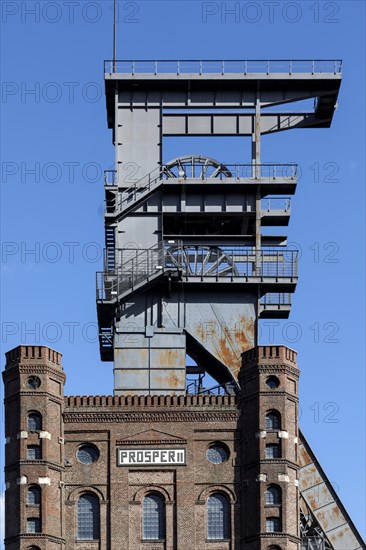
[142,493,165,540]
[77,493,100,540]
[28,547,41,550]
[27,486,41,506]
[207,493,230,540]
[265,410,281,430]
[268,546,282,550]
[266,485,281,505]
[27,518,41,533]
[28,412,42,432]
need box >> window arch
[27,485,41,506]
[28,412,42,432]
[265,410,281,430]
[28,547,41,550]
[142,493,165,540]
[77,493,100,540]
[268,546,282,550]
[266,485,281,505]
[207,492,230,540]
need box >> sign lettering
[117,448,186,466]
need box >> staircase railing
[107,163,298,216]
[97,243,166,301]
[97,245,298,302]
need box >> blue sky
[0,0,365,541]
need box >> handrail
[186,381,231,396]
[96,245,298,301]
[104,169,117,186]
[260,293,292,306]
[104,59,342,75]
[107,163,298,215]
[261,197,291,211]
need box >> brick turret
[3,345,66,550]
[239,345,300,550]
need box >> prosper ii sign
[118,448,186,466]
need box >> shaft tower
[96,59,342,395]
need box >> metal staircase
[104,163,298,222]
[97,244,298,304]
[105,226,116,272]
[96,242,298,361]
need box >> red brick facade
[3,345,300,550]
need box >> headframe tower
[96,59,341,395]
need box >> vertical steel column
[254,99,262,338]
[253,99,262,276]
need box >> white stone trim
[38,477,51,485]
[256,474,267,482]
[278,474,290,482]
[17,476,27,485]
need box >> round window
[76,444,99,465]
[206,444,229,464]
[27,376,41,389]
[266,376,280,389]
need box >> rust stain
[332,527,345,539]
[234,315,255,348]
[298,442,313,467]
[217,335,241,374]
[196,323,205,342]
[217,315,255,379]
[316,510,329,531]
[191,314,255,380]
[299,464,323,491]
[333,506,341,518]
[152,369,185,389]
[154,348,182,367]
[305,485,333,512]
[315,504,344,532]
[306,492,317,512]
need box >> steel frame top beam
[104,59,342,131]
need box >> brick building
[3,59,365,550]
[4,344,302,550]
